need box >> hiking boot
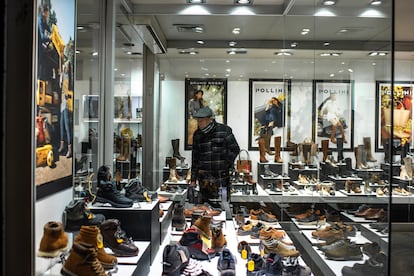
[265,252,283,276]
[63,199,106,232]
[96,180,133,208]
[124,179,157,202]
[237,241,252,259]
[162,244,190,276]
[100,219,139,257]
[237,221,254,236]
[250,209,278,224]
[246,253,265,276]
[211,220,226,252]
[324,241,363,261]
[250,222,266,239]
[217,248,236,275]
[74,225,117,269]
[172,204,187,231]
[37,221,69,258]
[61,242,107,276]
[193,214,212,238]
[190,210,206,226]
[261,237,300,257]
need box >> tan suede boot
[194,214,212,238]
[258,138,268,163]
[61,242,107,276]
[74,226,117,269]
[38,221,69,258]
[274,136,283,163]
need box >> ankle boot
[100,219,139,257]
[302,144,312,164]
[336,138,344,162]
[172,204,187,231]
[258,138,268,163]
[321,139,329,162]
[274,136,283,163]
[61,242,106,276]
[74,226,117,269]
[363,137,377,162]
[168,157,178,182]
[211,221,226,252]
[64,199,106,232]
[172,139,185,161]
[194,214,212,238]
[96,180,134,208]
[38,221,69,258]
[263,134,274,155]
[290,143,298,156]
[403,156,413,179]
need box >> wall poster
[375,81,413,151]
[248,79,290,150]
[185,78,227,150]
[313,80,354,150]
[35,0,76,199]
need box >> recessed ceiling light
[226,48,247,55]
[234,0,253,4]
[229,41,237,47]
[319,52,342,56]
[178,49,199,55]
[91,51,98,56]
[197,40,205,44]
[330,73,335,77]
[174,24,205,33]
[322,0,336,6]
[232,28,241,35]
[290,42,298,48]
[75,50,81,54]
[274,52,293,56]
[348,68,353,73]
[370,0,382,6]
[187,0,206,3]
[368,51,388,56]
[323,42,330,46]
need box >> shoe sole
[324,254,363,261]
[95,196,133,208]
[37,246,68,258]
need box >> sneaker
[95,180,134,208]
[250,209,278,224]
[261,237,300,257]
[250,222,266,239]
[282,256,312,276]
[100,219,139,257]
[341,252,386,276]
[246,253,266,276]
[217,248,236,275]
[63,199,106,232]
[323,241,363,261]
[237,221,254,236]
[179,227,215,260]
[265,253,283,276]
[37,221,69,258]
[162,244,190,276]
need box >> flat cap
[193,106,213,118]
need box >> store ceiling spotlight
[187,0,206,3]
[368,51,388,56]
[274,51,293,56]
[226,49,247,55]
[228,41,237,47]
[321,0,336,5]
[178,49,199,55]
[174,24,205,33]
[319,52,342,56]
[370,0,382,6]
[234,0,253,4]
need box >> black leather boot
[96,180,133,208]
[336,138,344,162]
[172,139,185,161]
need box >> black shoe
[341,252,386,276]
[63,199,106,232]
[96,180,133,208]
[362,242,381,258]
[162,244,190,276]
[265,253,283,276]
[246,253,265,276]
[217,248,236,275]
[124,179,157,202]
[282,256,312,276]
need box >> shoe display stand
[257,162,285,187]
[392,176,412,188]
[380,162,401,177]
[288,162,320,181]
[162,166,189,182]
[231,182,273,203]
[90,200,160,264]
[327,175,363,190]
[160,201,173,244]
[320,162,348,180]
[157,186,188,202]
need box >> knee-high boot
[172,139,185,161]
[258,138,268,163]
[274,136,283,163]
[263,134,274,155]
[321,139,329,162]
[363,137,377,162]
[330,124,337,144]
[336,138,344,162]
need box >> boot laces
[83,250,106,275]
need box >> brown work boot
[211,221,226,253]
[193,214,212,238]
[61,242,107,276]
[100,219,139,257]
[38,221,69,258]
[74,226,117,269]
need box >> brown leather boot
[38,221,69,258]
[274,136,283,163]
[263,134,274,155]
[211,221,226,252]
[61,242,106,276]
[321,139,329,161]
[100,219,139,257]
[168,157,178,182]
[193,214,212,238]
[258,138,268,163]
[330,124,337,143]
[74,226,117,269]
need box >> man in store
[189,106,240,209]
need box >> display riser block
[381,163,401,177]
[160,201,173,244]
[91,201,160,264]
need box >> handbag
[236,149,252,173]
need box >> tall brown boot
[339,124,347,143]
[61,242,106,276]
[321,139,329,162]
[258,138,268,163]
[74,226,118,269]
[363,137,376,162]
[274,136,283,163]
[330,125,337,144]
[168,157,178,182]
[263,134,274,155]
[38,221,69,258]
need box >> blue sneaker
[217,248,236,275]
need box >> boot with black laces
[124,178,157,202]
[96,180,133,208]
[61,242,107,276]
[63,199,106,232]
[100,219,139,257]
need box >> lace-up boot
[61,242,107,276]
[100,219,139,257]
[96,181,133,208]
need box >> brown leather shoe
[355,208,381,217]
[261,236,299,257]
[259,227,286,240]
[294,209,313,220]
[211,221,226,252]
[100,219,139,257]
[365,208,387,220]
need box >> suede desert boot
[211,221,226,253]
[61,242,107,276]
[194,214,213,238]
[100,219,139,257]
[75,225,117,269]
[37,221,69,258]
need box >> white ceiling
[76,0,414,81]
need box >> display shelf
[113,118,142,124]
[301,229,371,246]
[160,201,173,244]
[157,187,188,202]
[230,183,271,203]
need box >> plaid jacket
[191,120,240,182]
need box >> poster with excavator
[35,0,76,199]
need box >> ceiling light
[91,51,98,56]
[368,51,388,56]
[322,0,336,6]
[319,52,342,56]
[174,24,205,33]
[234,0,253,4]
[229,41,237,47]
[178,49,199,55]
[348,68,353,73]
[370,0,382,6]
[274,52,293,56]
[323,42,330,46]
[290,42,298,48]
[226,48,247,55]
[232,28,241,34]
[187,0,206,3]
[197,40,205,44]
[75,50,81,54]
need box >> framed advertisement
[248,79,290,150]
[375,81,414,151]
[313,80,354,150]
[185,78,227,150]
[35,0,76,200]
